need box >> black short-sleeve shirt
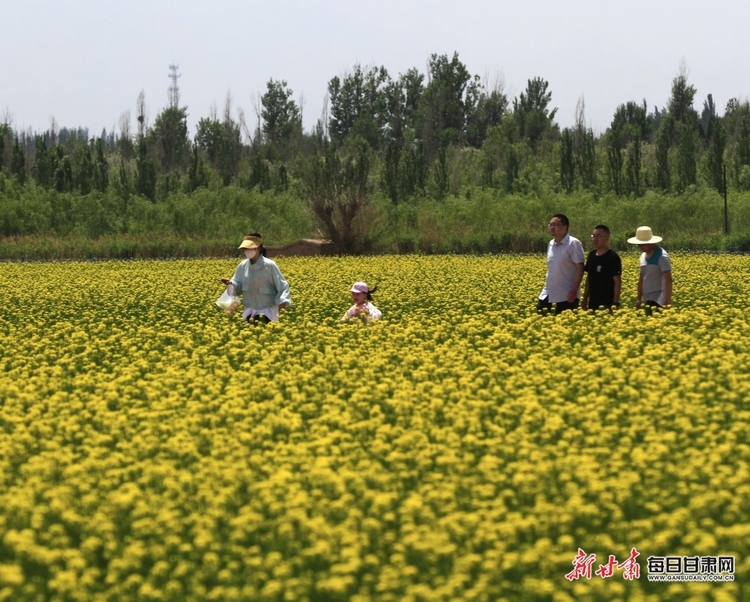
[584,249,622,308]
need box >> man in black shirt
[582,224,622,311]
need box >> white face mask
[244,248,258,260]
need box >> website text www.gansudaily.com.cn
[647,574,735,582]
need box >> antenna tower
[168,63,181,108]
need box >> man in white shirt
[537,214,585,314]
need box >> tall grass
[371,187,750,254]
[2,180,750,259]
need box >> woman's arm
[229,263,243,296]
[271,264,292,308]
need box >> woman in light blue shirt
[220,234,291,323]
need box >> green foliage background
[2,54,750,259]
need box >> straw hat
[627,226,662,245]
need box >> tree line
[2,54,750,251]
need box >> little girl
[340,282,382,323]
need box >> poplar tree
[74,141,93,194]
[573,98,596,189]
[11,136,26,184]
[654,116,673,192]
[261,79,302,150]
[419,52,476,160]
[706,115,727,192]
[625,131,643,196]
[512,77,557,151]
[606,128,623,195]
[328,64,389,149]
[93,138,109,193]
[560,129,575,193]
[135,137,156,201]
[677,119,697,191]
[34,136,52,188]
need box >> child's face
[351,291,367,304]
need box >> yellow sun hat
[238,235,262,250]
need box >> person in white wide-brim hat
[627,226,672,309]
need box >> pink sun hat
[349,282,369,293]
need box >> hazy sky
[2,0,748,139]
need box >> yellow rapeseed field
[0,254,748,601]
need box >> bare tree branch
[136,90,147,138]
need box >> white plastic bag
[215,288,240,315]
